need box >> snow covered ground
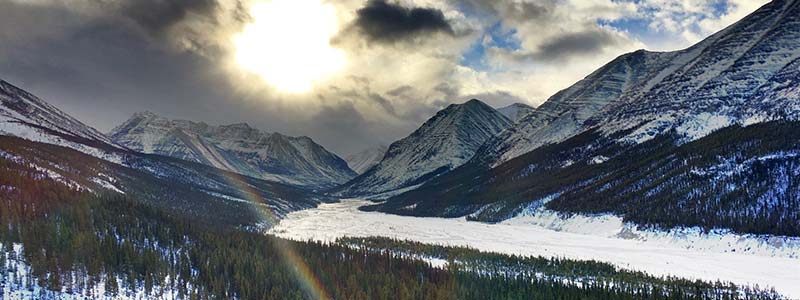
[269,199,800,299]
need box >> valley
[2,0,800,298]
[270,199,800,298]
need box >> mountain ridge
[0,79,332,226]
[109,111,356,188]
[371,0,800,236]
[335,99,512,197]
[496,103,535,123]
[345,144,388,174]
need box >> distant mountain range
[345,145,388,174]
[1,0,799,237]
[366,0,800,236]
[334,99,512,197]
[109,112,356,189]
[0,80,331,226]
[496,103,534,123]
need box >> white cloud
[636,0,769,49]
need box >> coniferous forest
[0,148,786,300]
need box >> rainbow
[221,172,332,300]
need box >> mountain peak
[132,111,159,119]
[464,98,485,106]
[0,79,123,155]
[497,103,535,123]
[109,112,356,188]
[345,145,389,174]
[335,99,512,197]
[220,122,252,129]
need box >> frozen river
[269,199,800,299]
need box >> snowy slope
[0,79,331,226]
[109,112,356,188]
[476,0,800,167]
[345,145,388,174]
[496,103,534,123]
[336,99,512,197]
[0,80,125,162]
[593,0,800,144]
[476,50,680,167]
[378,0,800,236]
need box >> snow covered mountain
[109,112,356,188]
[474,50,680,167]
[335,99,512,197]
[496,103,534,123]
[371,0,800,236]
[345,145,388,174]
[592,0,800,143]
[474,0,800,168]
[0,79,332,225]
[0,80,126,160]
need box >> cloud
[347,0,456,44]
[534,27,630,61]
[122,0,219,35]
[0,0,770,156]
[634,0,769,49]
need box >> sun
[234,0,346,93]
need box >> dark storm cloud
[350,0,455,43]
[0,8,232,135]
[122,0,219,35]
[0,0,435,156]
[534,29,624,61]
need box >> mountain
[369,0,800,236]
[335,99,512,197]
[0,79,331,226]
[474,0,800,168]
[109,112,356,189]
[475,50,680,167]
[496,103,534,123]
[345,145,388,174]
[0,80,127,160]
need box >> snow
[108,111,355,188]
[474,0,800,167]
[496,103,534,123]
[90,177,124,195]
[338,99,512,196]
[90,173,125,194]
[0,81,126,164]
[676,113,733,141]
[1,243,185,300]
[589,155,609,165]
[345,145,387,174]
[270,199,800,299]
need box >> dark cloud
[387,85,413,97]
[502,2,552,22]
[0,0,428,156]
[0,0,618,157]
[350,0,455,43]
[122,0,219,35]
[450,0,553,23]
[534,28,623,61]
[369,94,398,116]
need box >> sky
[0,0,768,156]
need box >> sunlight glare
[234,0,346,93]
